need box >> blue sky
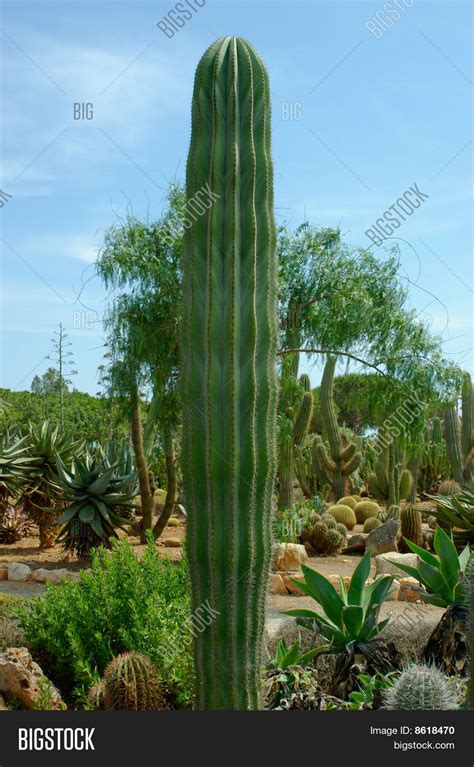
[1,0,472,395]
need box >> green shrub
[17,537,193,707]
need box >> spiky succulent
[383,665,458,710]
[54,452,135,556]
[327,504,357,530]
[0,429,37,515]
[22,421,84,547]
[0,506,32,544]
[354,500,380,524]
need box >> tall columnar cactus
[462,372,473,478]
[181,37,278,710]
[368,438,412,507]
[399,504,423,551]
[278,374,313,509]
[419,416,450,492]
[314,356,361,499]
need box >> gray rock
[342,533,367,553]
[375,552,419,579]
[366,519,399,556]
[7,563,31,582]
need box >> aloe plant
[22,421,83,547]
[0,429,36,516]
[54,453,135,556]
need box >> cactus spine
[314,356,361,499]
[181,37,278,709]
[103,653,164,710]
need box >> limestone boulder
[272,543,308,572]
[7,563,31,582]
[375,552,419,580]
[366,520,399,556]
[0,648,65,710]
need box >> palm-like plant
[54,452,136,557]
[284,552,400,698]
[0,428,37,518]
[429,486,474,550]
[22,421,83,547]
[387,526,471,677]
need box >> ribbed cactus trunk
[181,37,278,710]
[444,406,464,484]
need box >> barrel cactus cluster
[300,513,347,555]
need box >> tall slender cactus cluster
[278,373,313,509]
[181,37,278,710]
[314,355,361,498]
[444,372,473,485]
[368,437,412,507]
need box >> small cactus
[86,681,105,710]
[400,504,423,551]
[0,506,32,544]
[354,500,380,524]
[378,505,400,524]
[383,665,458,710]
[327,504,357,530]
[363,516,382,533]
[103,652,165,710]
[302,514,346,555]
[438,479,461,496]
[337,496,357,510]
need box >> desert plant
[399,504,423,551]
[313,356,361,499]
[444,374,473,484]
[53,452,135,556]
[180,36,278,710]
[378,505,400,523]
[263,639,321,709]
[22,421,83,547]
[294,435,332,500]
[419,417,450,493]
[18,537,193,706]
[285,552,399,698]
[337,495,357,510]
[102,652,166,710]
[279,374,314,509]
[0,429,37,517]
[382,665,458,710]
[354,500,380,524]
[368,438,412,507]
[429,486,474,550]
[300,514,346,555]
[364,516,381,533]
[327,504,357,530]
[0,506,32,544]
[274,501,315,544]
[389,525,471,675]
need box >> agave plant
[429,486,474,550]
[0,428,37,518]
[285,552,400,698]
[0,506,32,544]
[22,421,83,547]
[263,639,322,710]
[54,453,136,557]
[389,526,471,676]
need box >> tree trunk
[423,603,469,677]
[331,640,401,700]
[130,392,154,541]
[153,433,177,540]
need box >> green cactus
[354,500,380,524]
[399,504,423,551]
[444,406,465,484]
[468,559,473,710]
[301,513,346,555]
[294,434,331,499]
[383,665,458,710]
[419,416,450,493]
[363,516,382,533]
[181,37,278,709]
[279,374,314,510]
[368,438,412,507]
[103,653,165,710]
[337,495,357,510]
[327,504,357,530]
[462,372,473,480]
[313,356,361,499]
